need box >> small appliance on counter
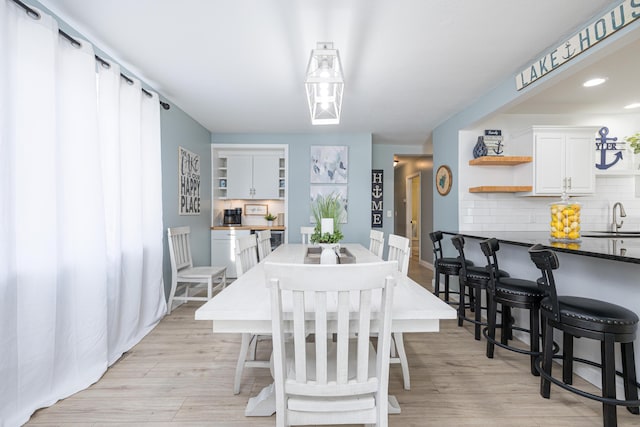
[223,208,242,226]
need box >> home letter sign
[371,169,383,228]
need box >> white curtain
[0,2,166,426]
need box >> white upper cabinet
[226,155,254,199]
[213,147,285,200]
[512,126,598,196]
[247,154,280,199]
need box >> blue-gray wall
[160,108,212,299]
[212,133,374,247]
[432,0,637,233]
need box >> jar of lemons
[549,196,581,242]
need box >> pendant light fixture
[305,42,344,125]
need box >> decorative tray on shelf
[304,247,356,264]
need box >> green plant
[310,193,344,244]
[626,132,640,154]
[264,213,277,221]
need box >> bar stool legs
[530,244,640,427]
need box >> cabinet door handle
[568,177,572,189]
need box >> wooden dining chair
[233,234,270,394]
[369,229,385,258]
[166,226,227,314]
[386,233,412,390]
[300,226,314,244]
[256,229,272,261]
[265,261,397,427]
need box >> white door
[226,155,253,199]
[534,133,565,194]
[405,173,420,259]
[252,155,280,199]
[565,133,595,194]
[211,229,251,278]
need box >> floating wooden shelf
[469,186,533,193]
[468,156,532,166]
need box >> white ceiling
[36,0,637,146]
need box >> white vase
[267,220,273,226]
[319,243,339,264]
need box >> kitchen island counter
[443,231,640,264]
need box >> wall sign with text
[371,169,383,228]
[179,146,200,215]
[516,0,639,90]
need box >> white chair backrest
[300,226,314,244]
[266,261,396,417]
[168,226,194,273]
[256,230,272,261]
[387,234,411,276]
[369,230,385,258]
[235,234,258,277]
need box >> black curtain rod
[11,0,170,111]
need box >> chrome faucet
[612,202,627,232]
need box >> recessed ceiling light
[583,78,607,87]
[624,102,640,109]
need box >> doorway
[393,155,433,266]
[406,173,420,260]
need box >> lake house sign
[516,0,639,90]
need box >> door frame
[405,173,421,260]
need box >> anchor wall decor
[595,126,623,170]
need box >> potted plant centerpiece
[310,193,344,264]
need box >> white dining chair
[386,233,412,390]
[233,234,270,394]
[256,229,272,261]
[266,261,397,427]
[235,234,258,277]
[166,226,227,314]
[300,226,314,244]
[369,229,385,258]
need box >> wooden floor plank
[26,259,640,426]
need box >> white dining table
[195,243,457,416]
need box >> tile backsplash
[459,175,640,233]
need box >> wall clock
[435,165,452,196]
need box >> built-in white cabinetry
[211,229,251,278]
[534,129,596,195]
[225,154,280,199]
[213,147,286,201]
[512,126,598,196]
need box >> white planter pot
[319,243,339,264]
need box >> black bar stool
[529,244,639,427]
[451,235,509,340]
[480,238,547,376]
[429,231,473,304]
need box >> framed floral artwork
[310,145,348,183]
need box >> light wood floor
[27,260,640,426]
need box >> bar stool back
[451,235,509,340]
[429,231,472,304]
[529,244,639,427]
[480,238,546,376]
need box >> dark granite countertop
[443,231,640,264]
